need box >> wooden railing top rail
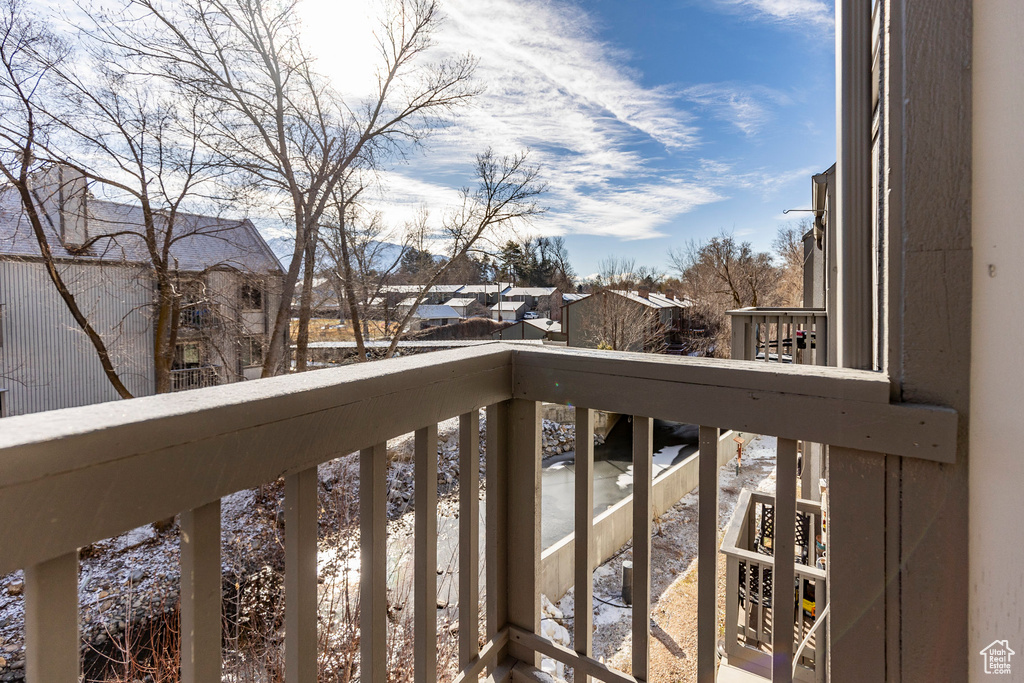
[512,346,956,463]
[0,343,514,574]
[726,307,828,317]
[0,342,956,575]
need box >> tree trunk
[337,218,368,360]
[261,219,306,378]
[294,226,319,372]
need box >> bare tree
[319,179,410,362]
[773,220,808,307]
[574,289,668,353]
[669,230,781,357]
[0,0,137,397]
[377,147,545,359]
[98,0,478,376]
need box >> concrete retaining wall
[539,430,750,601]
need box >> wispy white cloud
[298,0,811,244]
[710,0,834,28]
[683,84,791,136]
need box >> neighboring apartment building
[0,168,284,416]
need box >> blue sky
[300,0,837,278]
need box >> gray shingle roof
[0,190,282,274]
[410,304,462,320]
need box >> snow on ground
[556,435,780,680]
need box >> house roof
[524,318,561,332]
[0,190,282,274]
[610,290,690,309]
[504,286,557,297]
[562,292,588,302]
[381,285,424,294]
[397,297,420,307]
[410,304,462,320]
[444,298,477,307]
[460,282,512,294]
[428,284,464,294]
[491,301,526,311]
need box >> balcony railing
[727,308,828,365]
[720,490,826,682]
[0,343,956,683]
[169,366,221,392]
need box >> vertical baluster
[772,438,798,682]
[746,317,757,360]
[753,562,763,642]
[285,467,318,683]
[697,426,720,683]
[361,443,388,680]
[725,555,740,653]
[25,551,78,682]
[415,425,439,683]
[775,316,784,362]
[575,408,595,683]
[632,416,653,681]
[181,500,222,683]
[459,411,481,675]
[486,403,509,653]
[507,399,541,666]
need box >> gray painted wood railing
[721,490,827,682]
[0,343,956,683]
[727,308,829,365]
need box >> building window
[174,341,202,369]
[240,336,263,368]
[241,282,263,310]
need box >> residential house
[491,317,563,342]
[459,282,513,306]
[0,167,284,415]
[409,304,463,328]
[564,288,688,352]
[501,286,557,312]
[443,297,478,318]
[490,300,526,322]
[1,4,1017,683]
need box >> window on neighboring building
[241,282,263,310]
[240,336,263,368]
[174,341,202,369]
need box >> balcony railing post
[486,402,510,668]
[574,408,595,683]
[459,411,482,673]
[697,426,720,683]
[360,443,388,680]
[506,398,541,667]
[632,416,653,681]
[285,467,318,683]
[771,439,798,683]
[180,499,222,683]
[731,314,748,360]
[25,551,79,683]
[415,425,439,683]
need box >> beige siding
[0,260,154,415]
